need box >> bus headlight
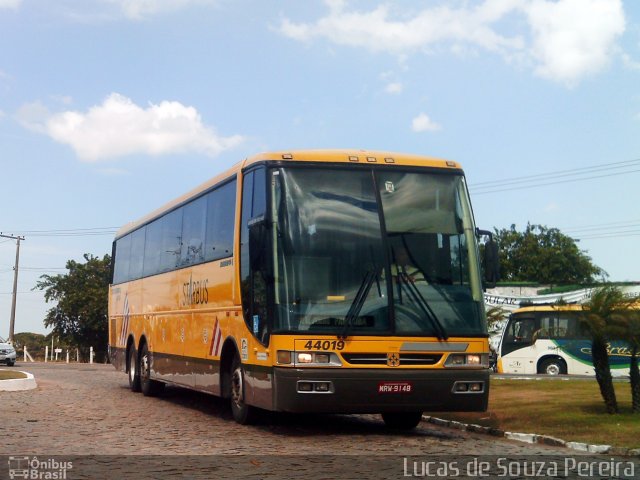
[467,354,481,365]
[445,353,489,368]
[276,350,343,366]
[297,353,313,363]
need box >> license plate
[378,381,413,394]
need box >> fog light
[469,382,483,392]
[277,350,291,364]
[298,382,313,392]
[315,382,330,392]
[455,382,469,392]
[297,353,313,363]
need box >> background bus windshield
[271,166,485,337]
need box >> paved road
[0,363,635,479]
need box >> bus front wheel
[230,355,257,425]
[381,412,423,430]
[539,358,566,376]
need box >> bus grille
[341,353,443,366]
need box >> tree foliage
[35,254,111,361]
[494,223,605,284]
[583,286,638,414]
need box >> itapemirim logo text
[8,457,72,480]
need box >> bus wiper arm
[398,272,448,340]
[339,269,377,340]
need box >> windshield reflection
[271,167,485,336]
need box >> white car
[0,337,16,366]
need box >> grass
[0,370,27,380]
[431,379,640,449]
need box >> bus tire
[381,411,423,430]
[539,358,566,376]
[128,345,141,392]
[230,354,257,425]
[139,342,165,397]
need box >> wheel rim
[231,366,244,407]
[141,352,150,383]
[546,363,560,375]
[129,351,136,382]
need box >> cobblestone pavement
[1,363,636,479]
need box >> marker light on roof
[282,154,293,160]
[366,156,377,163]
[348,156,359,162]
[384,157,395,163]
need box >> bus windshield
[270,166,485,337]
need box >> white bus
[496,305,632,376]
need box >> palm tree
[626,310,640,413]
[583,286,634,414]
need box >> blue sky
[1,0,639,336]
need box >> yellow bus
[108,150,498,428]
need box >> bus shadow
[129,384,459,440]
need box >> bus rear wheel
[139,342,165,397]
[128,346,141,392]
[230,355,257,425]
[539,358,566,376]
[381,412,423,430]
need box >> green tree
[35,254,111,362]
[583,286,635,414]
[624,309,640,413]
[494,223,606,284]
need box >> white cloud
[525,0,625,85]
[384,82,403,94]
[278,0,627,86]
[17,93,243,162]
[103,0,215,20]
[279,0,524,55]
[412,113,441,133]
[0,0,22,10]
[621,52,640,71]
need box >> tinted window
[204,179,237,261]
[113,234,132,284]
[158,208,183,273]
[143,218,163,277]
[129,227,146,280]
[240,171,254,283]
[180,195,207,267]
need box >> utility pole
[0,233,25,344]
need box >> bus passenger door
[500,316,537,374]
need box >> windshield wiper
[397,270,448,340]
[338,269,378,340]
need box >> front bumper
[272,367,490,414]
[0,352,16,363]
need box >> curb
[0,370,37,391]
[422,415,639,458]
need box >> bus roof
[513,302,640,315]
[115,149,462,239]
[512,304,585,315]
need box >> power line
[469,158,640,195]
[471,158,640,188]
[561,219,640,233]
[0,227,118,237]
